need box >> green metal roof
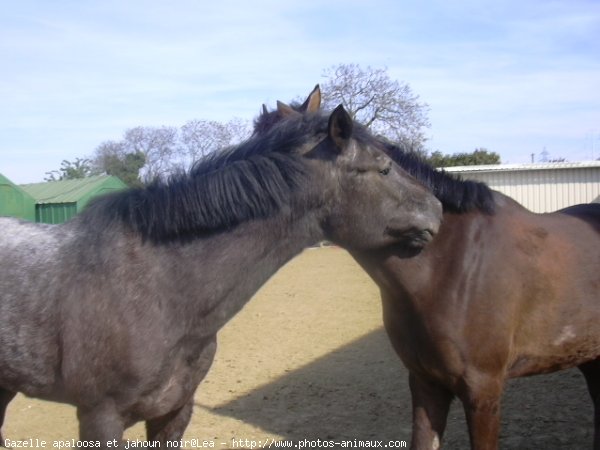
[0,173,37,221]
[20,175,126,204]
[0,173,23,188]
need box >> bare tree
[86,119,250,186]
[123,126,179,181]
[180,117,251,169]
[321,63,430,151]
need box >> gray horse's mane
[81,114,333,244]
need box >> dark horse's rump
[0,102,442,445]
[559,203,600,232]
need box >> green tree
[44,158,93,181]
[426,148,501,167]
[92,141,146,188]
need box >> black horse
[0,104,442,446]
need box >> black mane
[81,113,332,243]
[381,141,496,214]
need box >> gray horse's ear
[328,104,353,151]
[262,104,268,115]
[277,101,301,118]
[299,84,321,113]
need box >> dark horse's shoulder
[559,203,600,232]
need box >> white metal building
[444,161,600,213]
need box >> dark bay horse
[0,105,442,445]
[258,86,600,450]
[358,164,599,450]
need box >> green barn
[0,173,36,221]
[6,175,127,224]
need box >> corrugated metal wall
[35,202,78,224]
[448,165,600,213]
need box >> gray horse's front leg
[147,335,217,448]
[0,389,16,446]
[77,401,124,448]
[146,397,194,446]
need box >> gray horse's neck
[104,209,324,338]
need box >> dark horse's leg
[0,389,16,446]
[457,373,504,450]
[580,358,600,450]
[408,373,453,450]
[146,336,217,448]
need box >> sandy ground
[3,248,594,449]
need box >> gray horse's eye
[378,159,392,176]
[379,161,392,175]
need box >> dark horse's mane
[380,140,496,214]
[81,113,336,244]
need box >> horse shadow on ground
[203,328,593,449]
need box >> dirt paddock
[4,248,593,448]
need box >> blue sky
[2,0,599,183]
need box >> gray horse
[0,104,442,446]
